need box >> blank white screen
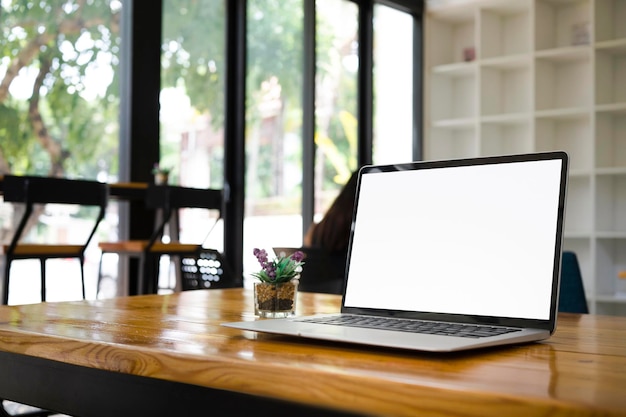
[343,159,563,320]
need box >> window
[0,1,121,180]
[0,0,123,302]
[160,0,226,251]
[314,0,359,218]
[373,3,416,165]
[244,0,305,274]
[240,0,421,279]
[153,0,422,282]
[1,0,423,292]
[161,0,226,191]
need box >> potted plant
[152,163,171,185]
[252,248,304,318]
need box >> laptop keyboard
[297,315,522,339]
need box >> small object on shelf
[152,162,171,185]
[571,22,590,46]
[252,248,304,318]
[463,46,475,62]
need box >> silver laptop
[224,151,569,352]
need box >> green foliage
[1,0,354,196]
[251,248,305,283]
[247,0,304,126]
[0,0,121,178]
[161,0,226,126]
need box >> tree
[0,0,122,179]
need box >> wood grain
[0,289,625,417]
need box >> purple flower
[253,248,269,265]
[291,251,305,262]
[252,248,305,283]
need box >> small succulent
[252,248,305,283]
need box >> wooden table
[1,289,625,417]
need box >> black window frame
[125,0,424,286]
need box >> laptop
[224,151,569,352]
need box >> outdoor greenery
[0,0,356,195]
[0,0,122,179]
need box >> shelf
[595,45,626,105]
[480,120,531,156]
[595,295,626,304]
[425,0,626,316]
[427,7,476,66]
[596,102,626,114]
[431,71,476,121]
[427,126,477,161]
[595,0,626,43]
[535,0,591,51]
[535,114,591,171]
[595,174,626,233]
[480,65,530,115]
[568,168,593,177]
[563,175,593,234]
[535,107,590,120]
[596,238,626,297]
[432,118,476,129]
[479,2,530,59]
[563,232,592,239]
[535,45,591,61]
[480,54,530,69]
[595,38,626,53]
[535,54,591,111]
[596,167,626,175]
[595,110,626,169]
[432,61,476,75]
[481,113,529,124]
[595,232,626,239]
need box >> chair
[559,251,589,314]
[1,175,108,305]
[180,248,242,290]
[275,247,346,295]
[97,184,225,296]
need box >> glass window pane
[161,0,226,251]
[373,4,414,164]
[0,1,121,179]
[314,0,359,219]
[0,0,122,302]
[245,0,304,278]
[161,0,225,190]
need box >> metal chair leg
[2,259,11,305]
[96,252,104,299]
[39,259,46,302]
[79,256,86,300]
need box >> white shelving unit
[424,0,626,315]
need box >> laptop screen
[343,153,567,321]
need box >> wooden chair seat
[98,241,201,254]
[2,244,84,256]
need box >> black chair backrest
[3,175,108,253]
[145,185,222,211]
[3,175,108,206]
[144,184,223,249]
[559,251,589,314]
